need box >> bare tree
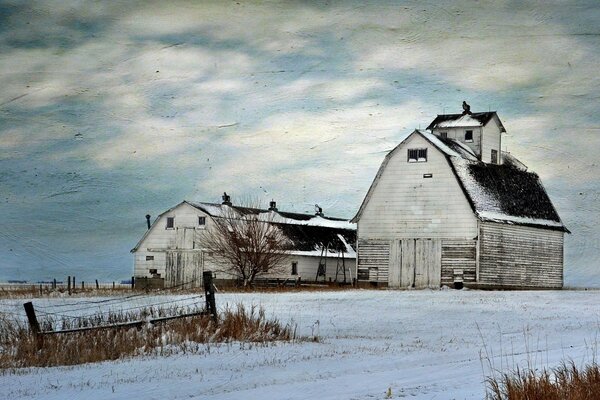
[199,202,291,286]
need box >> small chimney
[222,192,232,205]
[268,200,277,211]
[145,214,151,230]
[314,204,323,216]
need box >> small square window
[149,268,157,274]
[440,132,448,139]
[291,262,298,275]
[146,255,154,261]
[408,148,427,162]
[198,216,206,226]
[166,217,174,229]
[465,130,473,142]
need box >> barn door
[165,251,203,289]
[399,239,442,288]
[414,239,441,288]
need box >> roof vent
[222,192,232,205]
[462,101,472,115]
[268,200,277,211]
[145,214,151,230]
[314,204,323,216]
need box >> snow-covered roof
[426,111,506,132]
[132,201,356,256]
[352,129,568,232]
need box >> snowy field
[2,289,600,400]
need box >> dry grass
[487,362,600,400]
[0,303,295,369]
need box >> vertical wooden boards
[165,250,203,288]
[388,240,402,287]
[412,239,441,288]
[400,239,415,287]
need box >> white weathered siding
[357,240,390,283]
[133,202,211,283]
[275,255,356,283]
[479,222,564,288]
[481,119,502,164]
[440,239,477,285]
[358,134,478,240]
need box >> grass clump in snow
[486,361,600,400]
[0,303,295,369]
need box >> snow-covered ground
[2,289,600,400]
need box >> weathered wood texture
[441,239,477,285]
[357,240,390,282]
[479,222,564,288]
[357,134,478,240]
[359,238,441,288]
[165,251,203,288]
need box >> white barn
[352,106,569,289]
[131,198,356,288]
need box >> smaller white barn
[131,198,356,288]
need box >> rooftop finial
[222,192,232,205]
[462,101,471,115]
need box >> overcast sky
[1,1,599,285]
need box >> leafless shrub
[200,201,291,286]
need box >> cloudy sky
[1,1,599,286]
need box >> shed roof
[426,111,506,132]
[352,130,567,232]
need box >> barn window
[198,216,206,226]
[491,149,498,164]
[149,268,157,274]
[465,130,473,142]
[440,132,448,139]
[166,217,174,229]
[291,262,298,275]
[408,148,427,162]
[146,255,154,261]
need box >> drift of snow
[2,290,600,400]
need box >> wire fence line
[15,272,218,337]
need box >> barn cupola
[426,102,506,165]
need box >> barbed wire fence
[16,271,217,343]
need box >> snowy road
[2,289,600,399]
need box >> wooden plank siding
[441,239,477,285]
[357,240,390,283]
[479,222,564,288]
[357,134,478,241]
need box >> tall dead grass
[0,304,295,369]
[487,362,600,400]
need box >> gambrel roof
[426,111,506,132]
[352,130,568,232]
[131,201,356,255]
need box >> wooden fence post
[53,278,56,290]
[112,281,115,290]
[39,284,42,296]
[131,276,135,290]
[203,271,217,322]
[68,276,71,295]
[23,301,43,348]
[73,276,76,293]
[81,281,84,290]
[95,279,99,290]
